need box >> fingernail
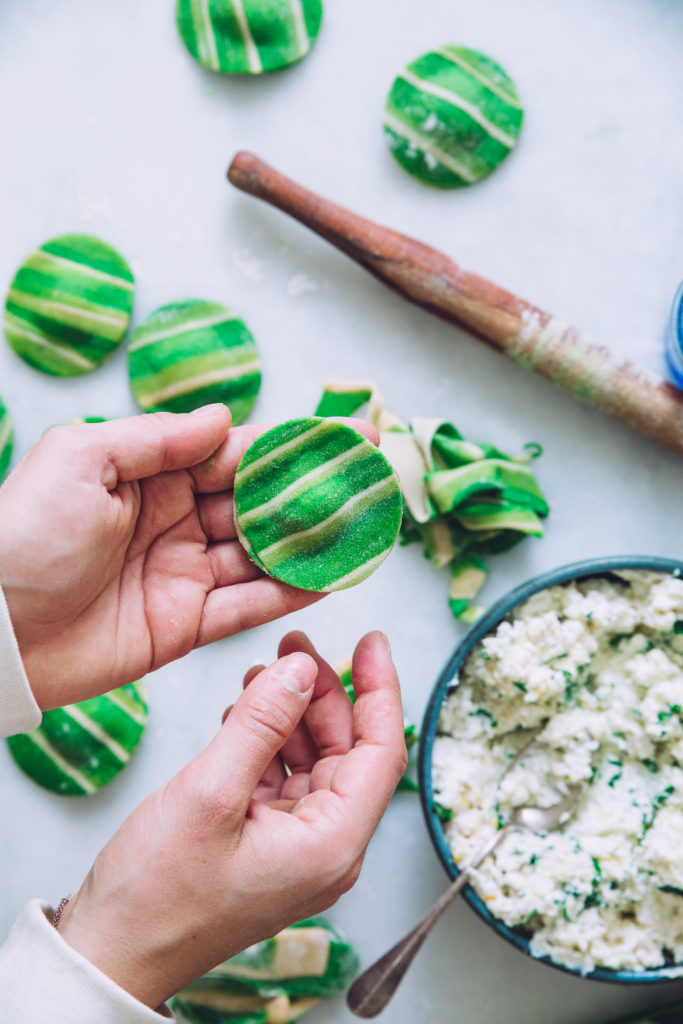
[278,653,317,694]
[380,632,392,656]
[191,403,228,416]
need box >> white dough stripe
[238,441,368,526]
[31,250,135,291]
[382,111,477,183]
[237,420,335,485]
[322,550,390,592]
[136,358,261,406]
[128,312,241,352]
[196,0,220,70]
[65,705,131,764]
[25,730,96,795]
[232,0,263,73]
[4,313,97,370]
[259,475,396,562]
[7,288,129,331]
[399,68,517,147]
[289,0,311,57]
[435,47,523,108]
[104,690,148,726]
[0,416,12,455]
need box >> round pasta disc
[176,0,324,74]
[0,396,13,481]
[234,417,403,592]
[6,682,148,796]
[128,299,261,423]
[4,234,135,377]
[383,45,524,188]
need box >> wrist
[58,892,174,1010]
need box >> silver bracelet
[51,896,70,930]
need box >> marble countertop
[2,0,683,1021]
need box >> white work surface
[2,1,683,1021]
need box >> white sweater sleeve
[0,584,41,737]
[0,900,173,1021]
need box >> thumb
[204,652,318,814]
[95,405,231,483]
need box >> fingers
[207,541,264,587]
[242,664,265,688]
[278,632,354,758]
[243,657,318,780]
[294,632,406,846]
[190,423,274,494]
[196,578,324,647]
[202,653,318,818]
[84,407,232,486]
[188,418,380,495]
[197,493,236,541]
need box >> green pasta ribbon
[335,656,418,793]
[314,381,548,622]
[171,918,358,1024]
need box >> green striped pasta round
[383,46,523,188]
[6,682,147,796]
[4,234,134,377]
[176,0,323,74]
[234,418,402,592]
[0,396,13,482]
[129,299,261,422]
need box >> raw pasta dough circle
[7,682,148,796]
[383,45,523,188]
[176,0,324,74]
[234,418,403,592]
[4,234,135,376]
[128,299,261,423]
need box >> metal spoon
[346,786,582,1018]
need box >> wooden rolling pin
[227,151,683,458]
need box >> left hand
[0,407,376,709]
[57,630,407,1009]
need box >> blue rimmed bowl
[419,555,683,983]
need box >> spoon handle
[346,829,508,1018]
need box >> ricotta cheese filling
[432,570,683,973]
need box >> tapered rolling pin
[227,151,683,458]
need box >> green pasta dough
[128,299,261,422]
[0,396,13,481]
[234,418,402,592]
[314,380,547,621]
[6,682,147,796]
[4,234,135,376]
[176,0,323,74]
[383,45,524,188]
[172,918,358,1023]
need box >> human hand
[57,630,406,1009]
[0,407,378,709]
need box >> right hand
[0,408,378,709]
[57,630,407,1010]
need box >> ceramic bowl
[419,555,683,983]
